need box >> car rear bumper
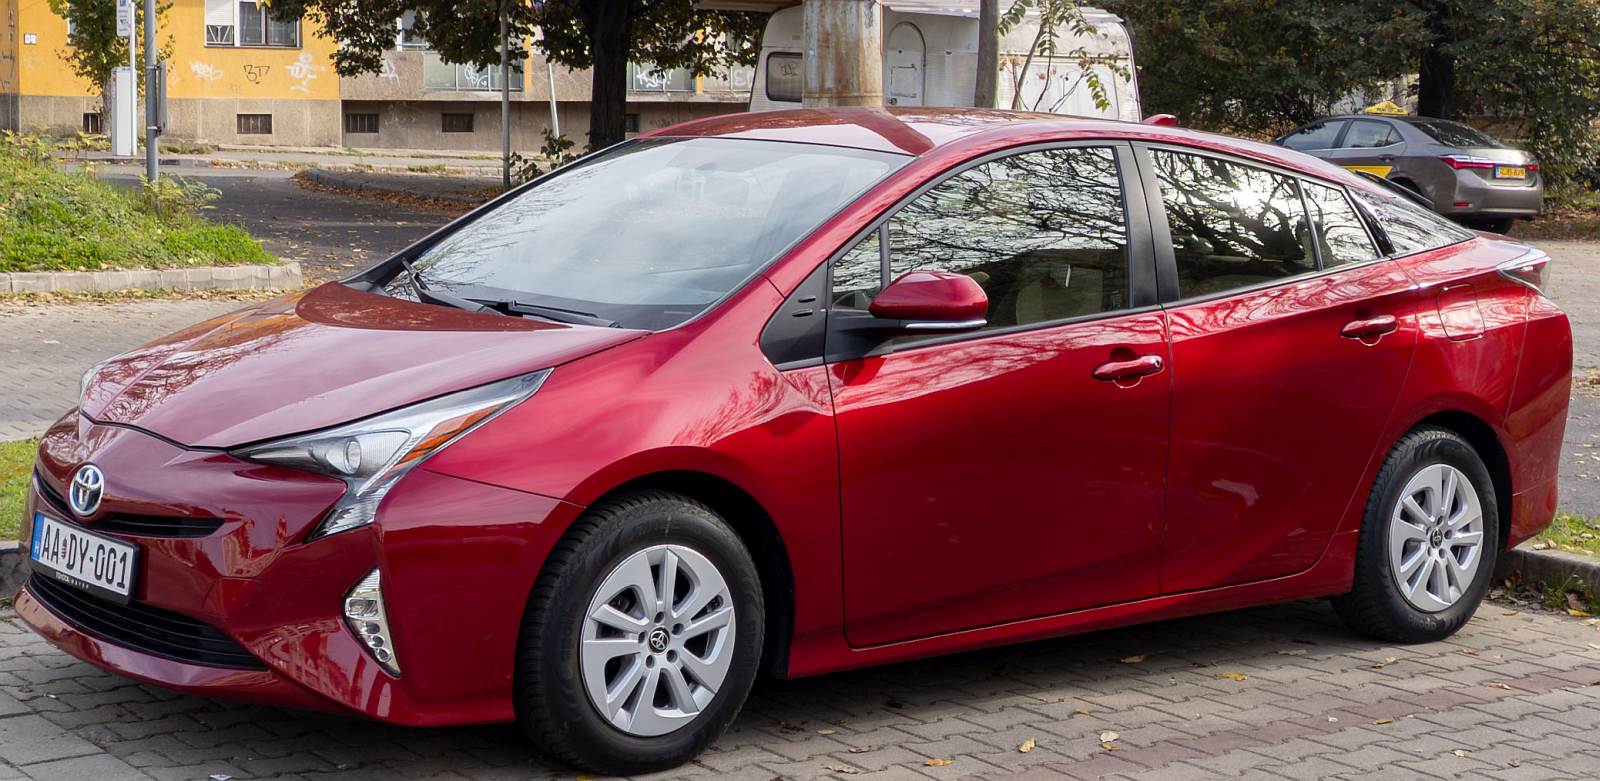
[19,412,581,726]
[1442,171,1545,219]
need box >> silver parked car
[1275,114,1542,233]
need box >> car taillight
[1440,154,1498,170]
[1527,163,1540,171]
[1498,252,1551,295]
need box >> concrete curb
[0,262,301,294]
[300,168,493,205]
[1496,543,1600,592]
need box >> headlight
[233,369,549,540]
[79,359,112,405]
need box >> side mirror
[868,271,987,332]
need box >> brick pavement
[1,598,1598,780]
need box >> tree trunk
[586,0,633,150]
[1416,9,1458,119]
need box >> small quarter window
[1351,189,1474,255]
[1303,182,1380,268]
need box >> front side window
[1342,120,1399,149]
[1151,149,1314,298]
[831,146,1130,331]
[1281,120,1345,151]
[396,138,905,331]
[1351,188,1474,256]
[1303,182,1380,267]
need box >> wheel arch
[586,470,797,680]
[1409,410,1514,553]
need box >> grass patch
[0,440,37,540]
[1533,512,1600,557]
[0,132,276,273]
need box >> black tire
[1333,427,1500,643]
[514,491,764,775]
[1476,218,1515,235]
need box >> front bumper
[18,412,581,726]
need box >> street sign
[116,0,133,37]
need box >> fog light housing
[343,569,400,676]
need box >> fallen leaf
[1570,592,1591,612]
[1100,731,1120,743]
[1278,649,1308,656]
[1453,749,1470,758]
[1216,672,1249,681]
[1488,682,1515,690]
[1569,609,1592,618]
[1502,610,1519,616]
[1373,656,1398,668]
[1459,649,1479,656]
[1073,708,1091,716]
[924,758,954,767]
[1372,718,1393,725]
[1018,738,1037,753]
[817,728,837,735]
[847,746,873,754]
[1590,679,1600,687]
[576,776,594,781]
[1100,743,1121,751]
[1120,655,1146,664]
[827,764,860,775]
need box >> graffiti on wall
[286,53,323,93]
[243,64,269,84]
[190,61,223,82]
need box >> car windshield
[391,137,907,330]
[1408,119,1506,149]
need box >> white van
[748,1,1141,121]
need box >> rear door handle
[1341,315,1398,340]
[1093,355,1164,384]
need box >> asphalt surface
[93,168,452,281]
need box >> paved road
[94,169,452,281]
[0,598,1597,780]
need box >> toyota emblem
[69,464,105,517]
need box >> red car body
[16,109,1571,728]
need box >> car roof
[645,107,1381,192]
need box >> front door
[1140,146,1421,592]
[830,144,1171,647]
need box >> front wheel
[1334,427,1499,643]
[514,491,764,774]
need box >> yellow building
[1,0,752,148]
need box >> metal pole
[546,63,559,138]
[143,0,158,181]
[975,0,998,108]
[500,8,510,191]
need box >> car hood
[82,283,646,448]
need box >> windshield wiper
[398,258,492,314]
[470,298,619,328]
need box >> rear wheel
[1334,427,1499,643]
[515,491,764,774]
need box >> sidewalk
[74,144,509,176]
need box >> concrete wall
[339,98,743,151]
[14,94,340,146]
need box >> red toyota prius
[17,108,1571,773]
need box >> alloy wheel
[579,544,736,737]
[1388,463,1485,613]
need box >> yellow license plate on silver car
[1495,166,1527,179]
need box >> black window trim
[760,140,1160,369]
[1135,141,1405,308]
[1347,185,1476,262]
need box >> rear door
[1138,145,1424,591]
[829,143,1172,646]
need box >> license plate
[1495,166,1527,179]
[29,513,139,604]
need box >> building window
[421,52,522,92]
[398,10,427,49]
[206,0,299,48]
[345,113,379,134]
[81,112,102,134]
[237,113,273,135]
[441,113,474,133]
[624,113,640,134]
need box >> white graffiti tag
[286,53,324,93]
[189,61,224,82]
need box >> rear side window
[1281,120,1345,151]
[1342,120,1399,149]
[1408,119,1504,149]
[831,146,1131,333]
[1150,150,1315,298]
[1351,189,1474,255]
[1303,182,1380,267]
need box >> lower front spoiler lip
[14,582,345,714]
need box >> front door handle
[1341,315,1398,340]
[1093,354,1164,384]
